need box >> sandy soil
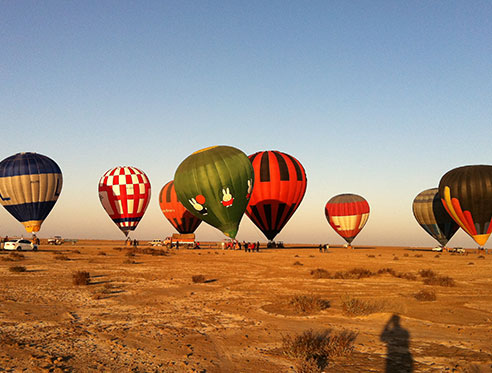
[0,240,491,372]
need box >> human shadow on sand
[380,314,413,373]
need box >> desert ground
[0,240,491,372]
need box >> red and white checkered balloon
[98,166,151,235]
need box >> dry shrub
[113,247,123,251]
[192,274,206,283]
[123,259,136,264]
[393,256,399,261]
[54,254,70,261]
[378,267,396,276]
[434,254,440,258]
[282,329,357,371]
[414,254,423,258]
[477,255,485,259]
[468,262,475,265]
[418,269,437,278]
[396,272,417,281]
[72,249,81,254]
[293,261,304,266]
[2,252,25,262]
[289,295,330,314]
[334,268,374,279]
[403,253,409,257]
[73,271,90,285]
[97,251,107,256]
[310,268,331,279]
[414,289,436,301]
[125,251,135,257]
[341,295,384,316]
[9,265,26,273]
[309,255,315,258]
[367,254,375,258]
[423,275,455,287]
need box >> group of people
[222,240,260,252]
[125,238,139,247]
[318,243,330,252]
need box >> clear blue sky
[1,1,491,246]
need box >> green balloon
[174,145,255,238]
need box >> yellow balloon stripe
[442,186,469,234]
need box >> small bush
[367,254,375,258]
[418,269,437,278]
[334,268,374,279]
[414,289,436,301]
[477,255,485,259]
[73,271,90,285]
[289,295,330,314]
[2,252,25,262]
[468,262,475,265]
[123,259,136,264]
[341,295,384,316]
[97,251,107,256]
[282,329,357,371]
[192,275,206,283]
[396,272,417,281]
[125,251,135,257]
[377,268,396,276]
[414,254,423,258]
[393,256,399,261]
[423,275,455,287]
[293,261,304,266]
[309,255,315,258]
[310,268,331,279]
[9,265,26,272]
[72,249,81,254]
[434,254,440,258]
[403,253,409,257]
[54,254,70,261]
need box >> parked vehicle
[148,239,163,246]
[48,236,63,245]
[451,247,465,254]
[3,239,38,251]
[432,246,443,252]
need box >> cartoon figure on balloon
[221,188,234,207]
[189,195,208,215]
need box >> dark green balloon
[174,145,254,238]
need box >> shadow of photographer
[380,314,413,372]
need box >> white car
[3,239,38,251]
[432,247,443,252]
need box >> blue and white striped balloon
[0,152,62,233]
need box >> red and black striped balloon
[159,181,202,234]
[246,150,307,241]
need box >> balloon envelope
[325,194,370,244]
[159,180,202,234]
[412,188,459,247]
[174,145,254,239]
[246,150,307,241]
[439,165,492,246]
[0,152,62,232]
[98,166,151,236]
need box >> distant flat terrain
[0,241,491,372]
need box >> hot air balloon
[325,194,370,245]
[0,152,62,233]
[246,150,307,241]
[439,165,492,247]
[159,180,202,234]
[98,166,151,236]
[412,188,459,247]
[174,145,254,239]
